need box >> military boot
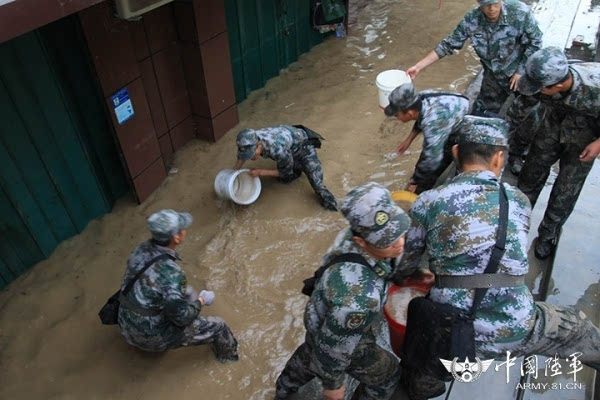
[534,236,557,260]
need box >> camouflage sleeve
[275,148,296,182]
[312,300,378,389]
[434,15,470,59]
[156,263,201,326]
[395,200,428,281]
[505,94,539,130]
[516,10,542,75]
[411,118,454,185]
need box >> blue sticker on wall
[111,88,135,125]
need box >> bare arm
[406,50,440,80]
[233,159,245,169]
[248,168,279,178]
[397,126,421,155]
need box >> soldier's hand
[248,168,261,177]
[579,139,600,162]
[397,139,411,155]
[199,290,215,306]
[510,73,521,91]
[406,183,418,193]
[406,65,420,79]
[323,386,345,400]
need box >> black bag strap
[470,183,509,316]
[420,91,469,102]
[122,253,175,296]
[318,253,370,280]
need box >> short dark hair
[403,97,422,113]
[545,71,571,88]
[457,140,507,168]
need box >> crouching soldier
[118,209,239,362]
[275,182,411,400]
[384,82,470,194]
[233,125,338,211]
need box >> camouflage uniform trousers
[413,134,457,194]
[275,334,400,400]
[286,144,337,210]
[473,70,512,116]
[508,102,545,162]
[175,315,239,361]
[517,114,595,242]
[402,303,600,399]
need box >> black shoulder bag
[402,184,509,379]
[302,253,370,296]
[98,253,174,325]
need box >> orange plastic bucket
[384,279,432,356]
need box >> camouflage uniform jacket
[398,170,536,357]
[508,63,600,145]
[435,0,542,85]
[118,240,202,351]
[412,91,470,185]
[256,125,308,181]
[304,228,393,388]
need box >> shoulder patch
[346,312,368,330]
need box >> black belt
[435,274,525,289]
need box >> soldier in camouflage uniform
[233,125,338,211]
[507,47,600,259]
[275,182,411,400]
[118,210,239,361]
[398,116,600,400]
[384,82,470,194]
[406,0,542,115]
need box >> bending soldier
[118,210,239,361]
[397,116,600,400]
[275,182,411,400]
[406,0,542,115]
[384,82,470,193]
[507,47,600,259]
[233,125,338,211]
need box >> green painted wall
[225,0,325,102]
[0,17,128,289]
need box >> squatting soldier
[384,82,470,193]
[275,182,411,400]
[118,210,239,361]
[233,125,338,211]
[398,116,600,399]
[507,47,600,259]
[406,0,542,115]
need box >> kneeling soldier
[234,125,338,211]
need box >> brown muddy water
[0,1,482,399]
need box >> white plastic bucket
[375,70,411,109]
[214,169,261,205]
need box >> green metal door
[0,16,128,289]
[225,0,325,102]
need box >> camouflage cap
[147,209,193,242]
[518,47,569,95]
[477,0,500,6]
[341,182,411,248]
[459,115,510,147]
[236,129,259,160]
[384,82,419,117]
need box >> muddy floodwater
[0,1,481,399]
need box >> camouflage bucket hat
[341,182,411,248]
[236,129,259,160]
[518,47,569,96]
[459,115,510,146]
[477,0,500,6]
[384,82,419,117]
[148,209,193,242]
